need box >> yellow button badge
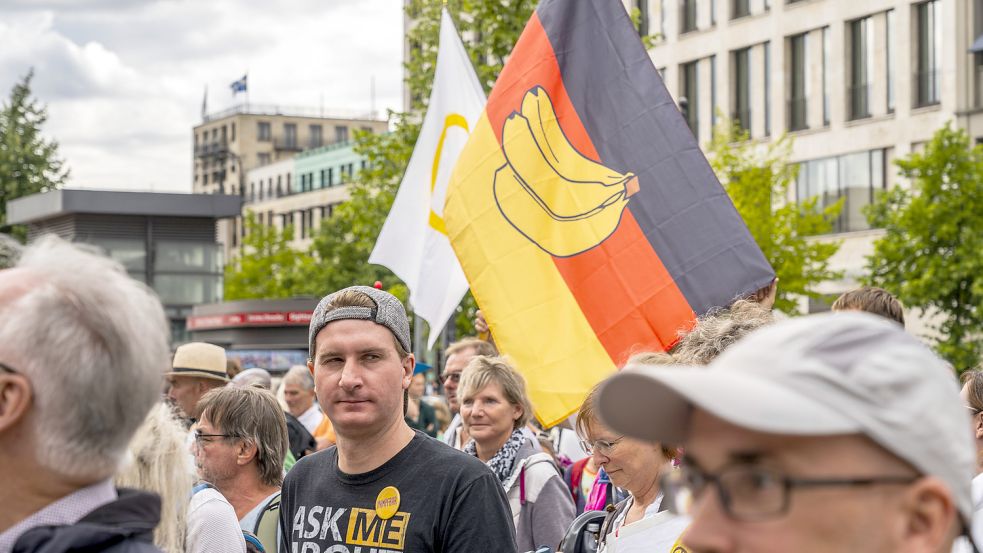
[375,486,401,520]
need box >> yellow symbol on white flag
[429,113,469,236]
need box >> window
[284,123,297,148]
[335,125,349,143]
[796,149,886,234]
[914,0,941,107]
[681,0,697,33]
[257,121,271,141]
[763,42,771,136]
[309,125,323,148]
[886,10,895,113]
[328,167,334,186]
[320,169,326,188]
[153,241,223,305]
[732,0,750,19]
[822,27,831,125]
[976,0,983,107]
[635,0,649,36]
[848,17,872,120]
[732,48,751,133]
[788,34,808,131]
[711,0,716,25]
[258,152,271,166]
[681,60,700,139]
[231,122,236,142]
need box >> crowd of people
[1,236,980,553]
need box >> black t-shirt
[279,430,517,553]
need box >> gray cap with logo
[308,285,411,358]
[597,311,976,524]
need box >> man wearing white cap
[166,342,230,423]
[597,312,978,553]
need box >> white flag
[369,9,485,349]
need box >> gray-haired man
[0,236,169,552]
[598,312,977,553]
[279,285,516,552]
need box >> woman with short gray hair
[459,356,575,551]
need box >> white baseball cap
[597,311,976,523]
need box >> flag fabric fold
[369,9,486,348]
[443,0,774,426]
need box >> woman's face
[586,419,670,495]
[461,380,522,448]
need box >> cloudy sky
[0,0,404,193]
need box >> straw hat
[167,342,229,382]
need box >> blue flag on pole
[230,75,247,94]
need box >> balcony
[273,137,302,152]
[194,140,229,158]
[848,84,870,120]
[787,97,807,131]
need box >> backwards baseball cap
[308,285,411,358]
[597,311,976,523]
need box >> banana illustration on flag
[493,86,639,257]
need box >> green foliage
[0,69,69,241]
[707,119,842,313]
[224,212,311,300]
[865,124,983,371]
[303,1,534,339]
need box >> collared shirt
[0,478,117,552]
[443,413,464,450]
[297,404,324,436]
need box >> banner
[370,8,486,348]
[444,0,774,426]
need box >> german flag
[444,0,774,426]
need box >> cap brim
[596,366,863,444]
[165,370,229,382]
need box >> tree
[303,1,534,336]
[865,124,983,371]
[224,212,311,300]
[0,69,70,240]
[707,119,843,314]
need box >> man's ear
[0,373,32,433]
[895,476,959,553]
[237,439,258,465]
[402,354,415,389]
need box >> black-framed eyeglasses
[579,436,624,456]
[662,458,919,521]
[440,372,461,384]
[193,430,235,444]
[0,362,18,374]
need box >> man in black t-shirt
[280,285,517,553]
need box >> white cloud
[0,0,404,193]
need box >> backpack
[192,482,267,553]
[249,492,281,553]
[285,412,317,459]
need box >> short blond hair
[458,356,532,430]
[576,382,677,461]
[445,337,497,358]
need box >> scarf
[465,428,526,486]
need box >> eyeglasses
[967,405,982,416]
[661,459,919,521]
[0,362,18,374]
[579,436,624,455]
[193,430,235,444]
[440,373,461,384]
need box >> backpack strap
[253,492,281,553]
